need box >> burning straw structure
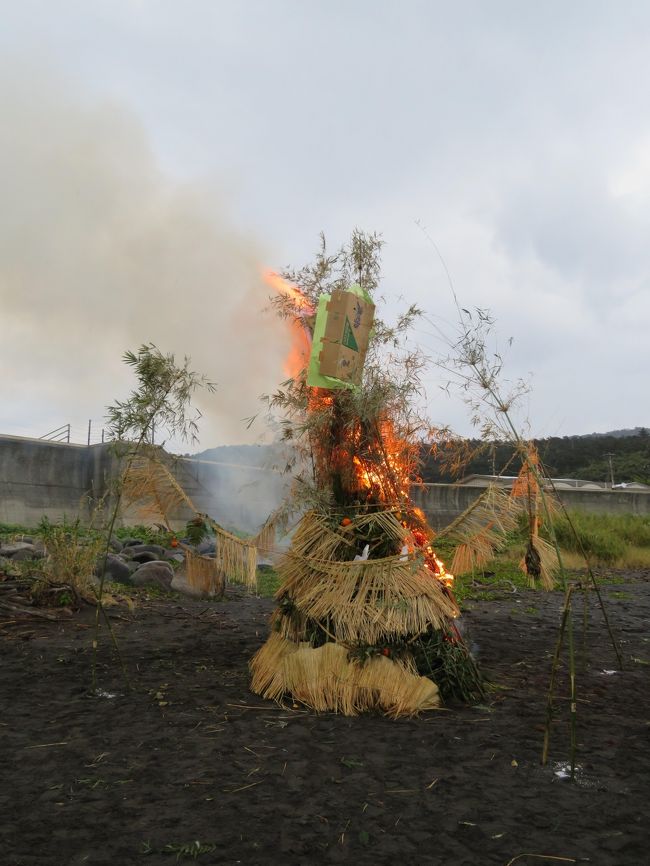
[250,232,484,715]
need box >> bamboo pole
[547,498,623,670]
[541,584,574,768]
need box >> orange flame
[263,269,314,378]
[350,420,454,586]
[351,419,412,502]
[263,269,314,312]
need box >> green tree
[93,344,216,691]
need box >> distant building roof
[456,475,515,487]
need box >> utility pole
[604,452,615,488]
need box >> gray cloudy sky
[1,0,649,447]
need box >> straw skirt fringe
[250,634,440,717]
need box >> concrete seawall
[410,481,650,530]
[1,434,649,529]
[0,435,288,531]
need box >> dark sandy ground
[1,573,649,866]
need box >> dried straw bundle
[439,485,520,576]
[122,454,196,523]
[185,551,226,597]
[288,509,410,562]
[521,534,559,590]
[250,633,298,700]
[207,528,258,589]
[511,449,560,589]
[250,635,439,716]
[437,455,561,586]
[277,554,458,644]
[288,511,355,562]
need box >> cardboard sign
[307,285,375,388]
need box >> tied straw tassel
[521,534,559,590]
[276,555,459,644]
[437,485,520,576]
[249,633,299,701]
[185,550,225,596]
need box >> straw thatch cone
[249,509,460,717]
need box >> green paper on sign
[342,317,359,351]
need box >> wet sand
[1,573,648,865]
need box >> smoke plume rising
[0,63,288,448]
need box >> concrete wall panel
[2,435,649,530]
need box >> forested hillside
[191,434,650,487]
[420,431,650,485]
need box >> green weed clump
[604,513,650,546]
[0,522,34,541]
[256,567,281,598]
[114,524,172,546]
[452,558,533,603]
[36,517,103,599]
[551,511,646,564]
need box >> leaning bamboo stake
[580,583,589,673]
[541,584,574,768]
[543,485,623,670]
[566,587,578,780]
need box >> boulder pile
[96,536,218,597]
[0,535,219,599]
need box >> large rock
[197,540,216,555]
[96,554,133,585]
[127,543,166,558]
[129,551,160,564]
[108,536,123,552]
[121,537,145,548]
[0,542,37,558]
[132,560,174,591]
[10,547,45,562]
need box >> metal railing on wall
[6,421,182,450]
[34,421,107,446]
[39,424,71,443]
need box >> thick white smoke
[0,63,288,448]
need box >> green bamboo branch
[91,346,216,694]
[91,391,177,693]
